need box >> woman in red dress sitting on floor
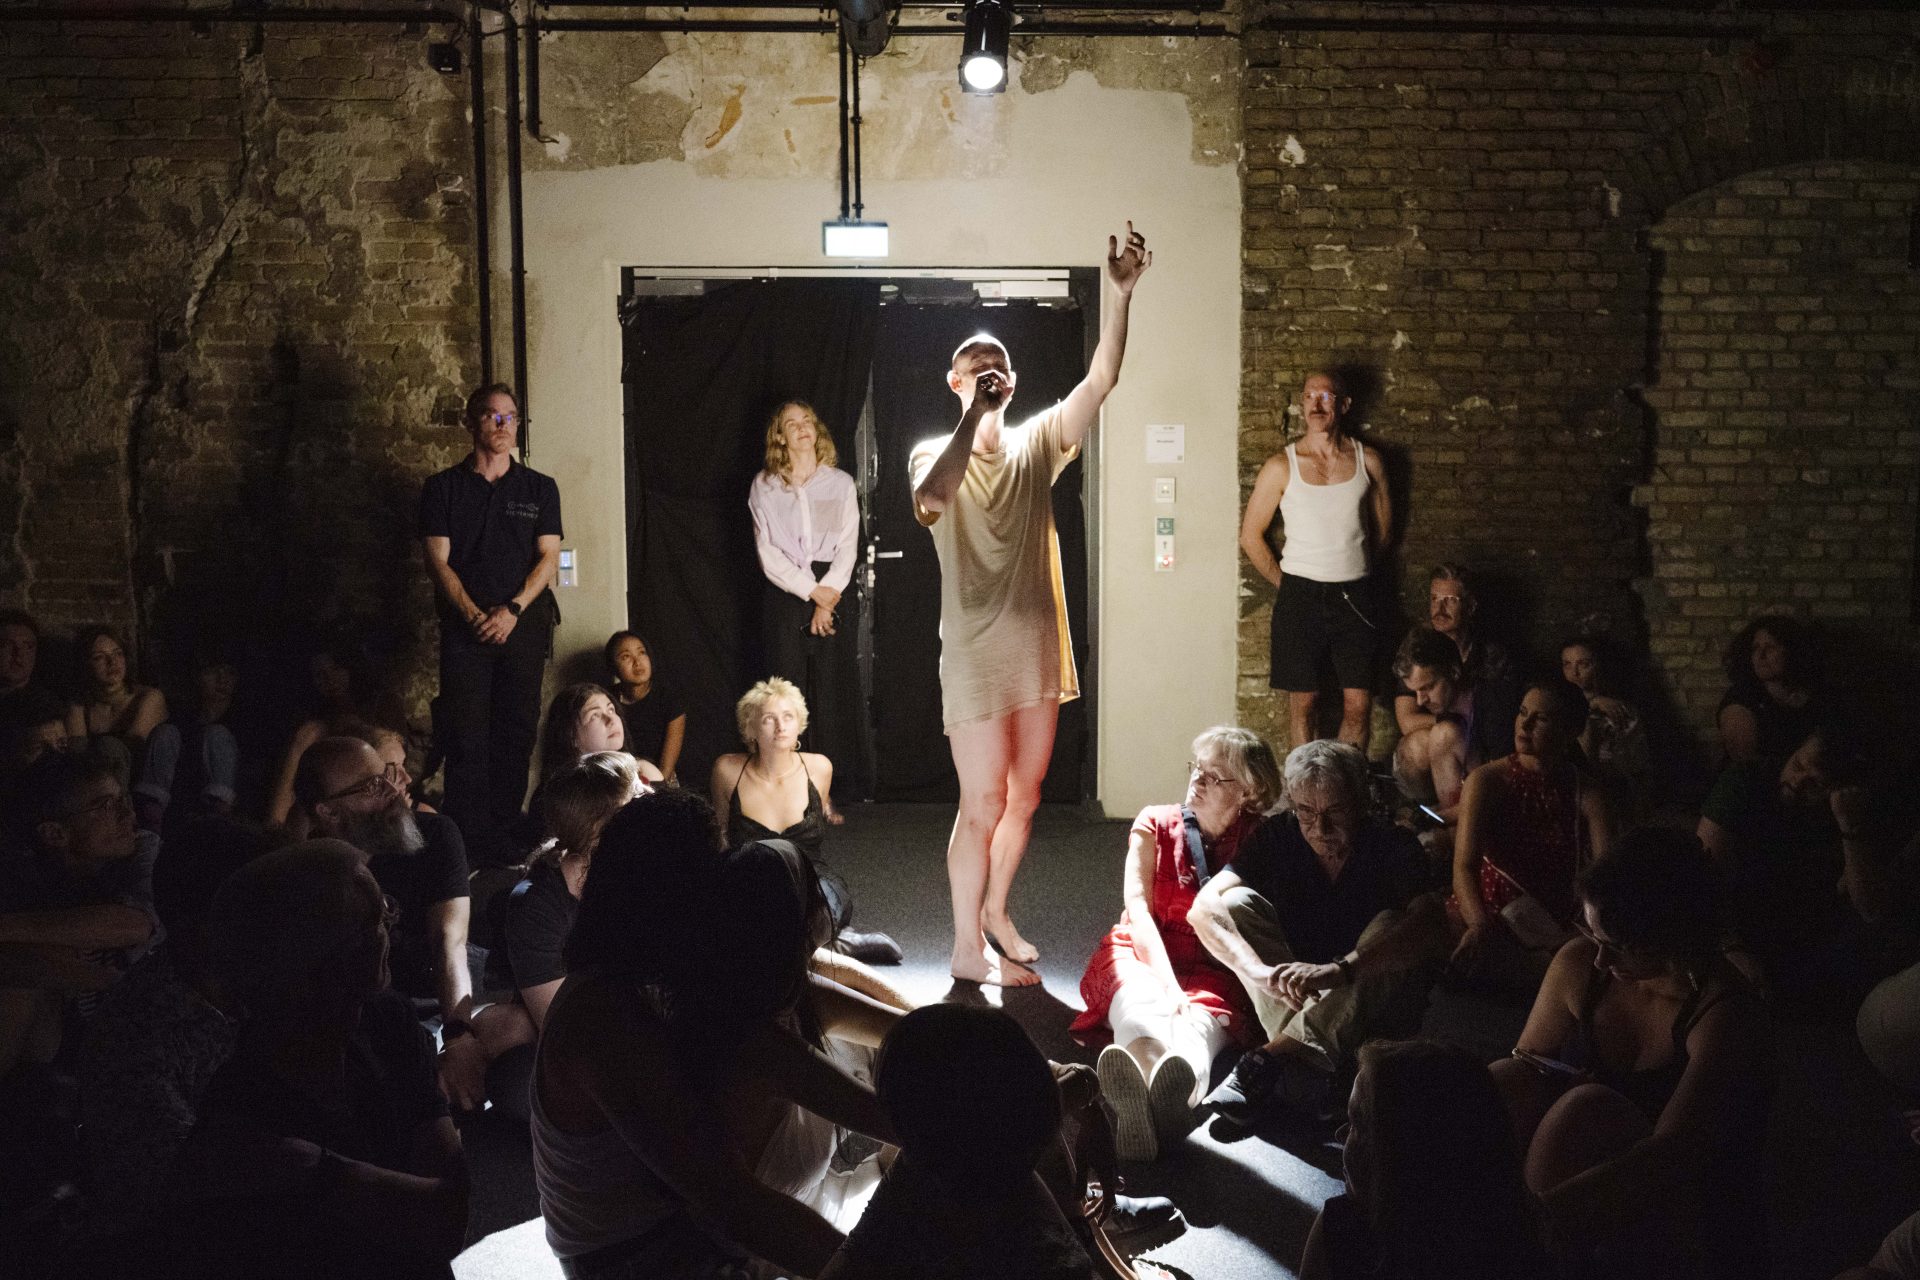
[1072,725,1282,1162]
[1450,676,1617,995]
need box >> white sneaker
[1147,1053,1199,1147]
[1097,1043,1157,1163]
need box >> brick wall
[1639,163,1920,749]
[1237,6,1920,770]
[0,16,476,708]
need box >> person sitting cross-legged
[1071,726,1280,1162]
[1191,740,1447,1125]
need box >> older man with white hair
[1188,739,1446,1123]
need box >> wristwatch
[1334,956,1356,985]
[505,600,523,617]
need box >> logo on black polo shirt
[505,500,542,520]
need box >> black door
[865,298,1091,803]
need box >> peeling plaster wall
[514,33,1243,817]
[0,19,475,715]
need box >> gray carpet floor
[454,802,1920,1280]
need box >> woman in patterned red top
[1450,676,1616,994]
[1072,725,1281,1162]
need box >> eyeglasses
[381,893,401,931]
[60,789,132,821]
[1430,594,1464,607]
[1187,762,1241,791]
[323,762,405,804]
[1293,800,1356,829]
[478,412,518,428]
[1572,918,1644,956]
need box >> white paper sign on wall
[1145,424,1185,464]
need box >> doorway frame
[618,264,1103,803]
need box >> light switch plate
[1154,477,1176,503]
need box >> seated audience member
[2,685,74,779]
[823,1004,1099,1280]
[481,751,648,1121]
[1451,677,1616,993]
[530,789,894,1277]
[607,630,687,782]
[1829,787,1920,1094]
[1393,566,1521,762]
[1697,725,1862,981]
[1072,726,1280,1161]
[0,607,78,725]
[168,839,469,1279]
[0,750,157,1079]
[1191,741,1446,1124]
[290,736,493,1109]
[1390,627,1505,825]
[75,626,167,782]
[1718,613,1822,769]
[1837,1210,1920,1280]
[1559,633,1649,802]
[75,817,286,1245]
[1490,828,1770,1280]
[1301,1038,1552,1280]
[266,636,404,825]
[713,677,900,965]
[354,717,437,813]
[536,682,666,795]
[134,647,241,833]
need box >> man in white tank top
[1239,371,1393,752]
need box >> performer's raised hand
[1106,220,1151,294]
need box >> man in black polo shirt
[419,383,561,865]
[1189,739,1446,1122]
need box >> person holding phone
[1489,828,1770,1279]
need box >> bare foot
[951,943,1040,987]
[982,912,1039,964]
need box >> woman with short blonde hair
[748,400,867,794]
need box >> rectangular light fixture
[823,220,889,258]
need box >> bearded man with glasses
[1188,739,1447,1126]
[291,735,498,1110]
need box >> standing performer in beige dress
[910,222,1151,986]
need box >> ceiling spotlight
[959,0,1012,94]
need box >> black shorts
[1268,574,1379,692]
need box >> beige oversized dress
[909,402,1081,731]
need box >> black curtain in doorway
[620,280,879,792]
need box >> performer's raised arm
[1057,221,1152,450]
[912,367,1003,519]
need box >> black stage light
[427,41,462,74]
[959,0,1012,94]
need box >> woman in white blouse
[749,401,865,789]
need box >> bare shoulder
[802,752,833,780]
[1362,445,1388,480]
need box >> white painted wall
[518,65,1239,818]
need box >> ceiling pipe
[0,5,464,23]
[539,16,1230,34]
[1248,15,1766,37]
[469,3,493,382]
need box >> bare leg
[979,701,1059,964]
[1525,1082,1652,1197]
[1338,688,1371,753]
[1393,726,1434,797]
[1427,718,1467,811]
[1287,691,1318,749]
[946,713,1037,986]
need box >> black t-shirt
[501,859,577,991]
[172,989,452,1279]
[1227,814,1427,962]
[417,456,563,621]
[368,813,469,998]
[616,682,685,766]
[1394,636,1521,766]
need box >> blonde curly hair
[763,401,838,477]
[736,677,810,746]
